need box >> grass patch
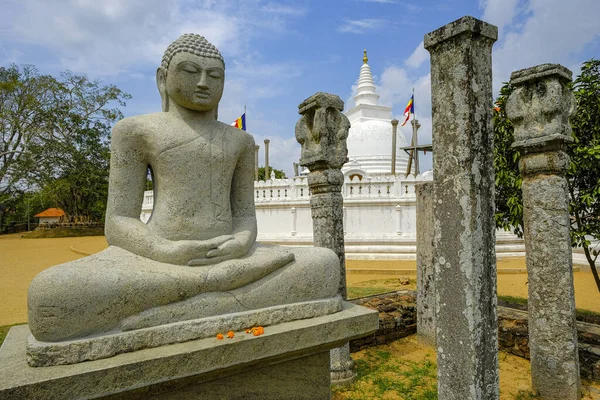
[22,227,104,238]
[499,295,600,325]
[347,277,416,299]
[347,286,391,299]
[333,343,437,400]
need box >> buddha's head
[157,34,225,117]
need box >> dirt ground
[347,259,600,313]
[1,234,599,398]
[1,234,599,324]
[333,335,600,399]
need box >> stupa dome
[343,50,409,176]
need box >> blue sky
[2,0,600,176]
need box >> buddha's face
[164,52,225,112]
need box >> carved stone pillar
[507,64,580,400]
[425,16,499,399]
[295,92,353,386]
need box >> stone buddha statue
[28,34,341,343]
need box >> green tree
[257,167,286,181]
[569,59,600,290]
[0,64,130,223]
[493,83,523,238]
[494,60,600,291]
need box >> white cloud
[405,41,428,69]
[338,19,387,34]
[1,0,304,76]
[261,2,307,16]
[480,0,520,33]
[489,0,600,92]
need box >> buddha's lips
[195,91,210,97]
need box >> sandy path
[1,235,598,325]
[0,234,107,325]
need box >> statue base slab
[27,296,344,367]
[0,302,377,400]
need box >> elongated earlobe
[156,67,168,112]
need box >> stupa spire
[354,49,379,106]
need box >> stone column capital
[296,92,350,171]
[507,63,575,175]
[424,16,497,52]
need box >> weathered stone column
[254,145,260,181]
[264,139,270,181]
[391,119,398,175]
[415,181,435,344]
[296,92,353,386]
[424,16,499,399]
[506,64,580,400]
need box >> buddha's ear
[156,67,168,112]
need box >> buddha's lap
[28,244,340,341]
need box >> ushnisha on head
[156,33,225,116]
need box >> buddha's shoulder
[218,122,256,146]
[112,113,171,137]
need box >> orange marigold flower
[227,330,235,338]
[216,333,224,340]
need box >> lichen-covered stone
[507,63,580,400]
[415,182,435,344]
[425,15,499,400]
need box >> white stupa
[343,50,409,176]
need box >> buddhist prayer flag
[231,113,246,131]
[401,95,414,127]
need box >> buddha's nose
[197,73,209,89]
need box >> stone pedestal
[507,64,580,400]
[0,303,377,400]
[425,16,499,399]
[415,181,435,344]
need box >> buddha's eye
[178,62,200,73]
[208,71,223,79]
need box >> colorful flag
[231,113,246,131]
[401,95,414,127]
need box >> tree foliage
[0,64,130,224]
[493,83,523,238]
[257,166,286,181]
[568,59,600,289]
[494,59,600,291]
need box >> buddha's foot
[121,292,247,331]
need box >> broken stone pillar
[415,181,435,344]
[295,91,352,386]
[264,139,270,181]
[424,16,499,399]
[506,64,580,400]
[254,144,259,181]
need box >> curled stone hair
[161,33,225,70]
